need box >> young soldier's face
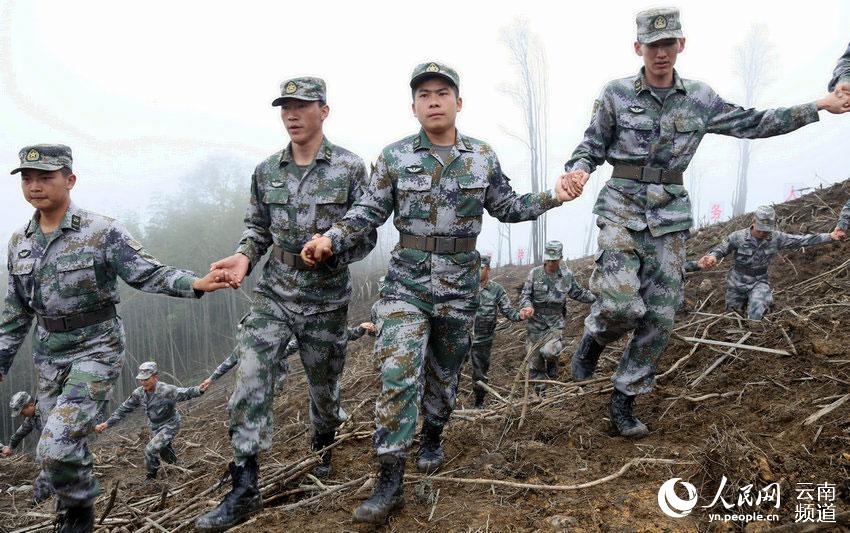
[20,169,75,212]
[544,259,560,273]
[20,403,36,418]
[280,99,329,145]
[635,38,685,78]
[479,265,490,284]
[412,78,462,135]
[139,374,158,392]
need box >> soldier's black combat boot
[473,389,486,409]
[311,431,335,479]
[352,454,405,524]
[571,332,605,380]
[195,456,262,532]
[415,421,445,473]
[144,468,158,484]
[545,359,559,380]
[160,444,177,464]
[57,502,94,533]
[609,390,649,438]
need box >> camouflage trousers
[34,469,54,503]
[372,298,473,457]
[725,275,772,320]
[229,292,348,464]
[34,319,124,507]
[144,422,179,473]
[527,326,564,394]
[584,222,686,395]
[458,334,494,394]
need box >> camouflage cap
[410,61,460,91]
[636,7,683,44]
[135,361,159,380]
[11,144,73,175]
[543,240,563,261]
[271,77,327,106]
[9,391,32,417]
[480,255,491,268]
[753,206,777,232]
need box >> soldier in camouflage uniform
[829,42,850,95]
[200,322,375,394]
[95,362,204,481]
[697,206,840,320]
[2,391,54,504]
[195,78,377,532]
[459,254,522,408]
[520,241,595,396]
[301,61,579,524]
[562,8,849,439]
[0,145,229,532]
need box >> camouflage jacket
[209,325,366,381]
[709,228,832,286]
[520,265,595,339]
[566,68,820,237]
[105,381,203,429]
[236,137,376,316]
[8,408,42,450]
[837,198,850,231]
[829,42,850,92]
[473,280,520,341]
[0,204,200,374]
[325,129,562,314]
[683,260,702,273]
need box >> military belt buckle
[641,167,662,184]
[433,237,455,254]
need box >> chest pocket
[264,187,291,232]
[313,185,350,232]
[616,113,654,155]
[56,252,98,297]
[673,116,705,157]
[11,259,35,276]
[735,247,754,266]
[396,173,432,220]
[456,175,487,217]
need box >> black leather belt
[399,233,477,254]
[272,245,313,270]
[612,164,683,185]
[37,304,117,333]
[734,263,768,277]
[533,304,563,316]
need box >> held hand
[199,379,211,393]
[360,322,376,333]
[192,269,236,293]
[698,255,718,270]
[830,228,846,241]
[563,170,589,198]
[300,235,334,267]
[1,446,12,457]
[519,307,534,320]
[209,253,251,287]
[835,81,850,99]
[94,423,108,434]
[817,91,850,114]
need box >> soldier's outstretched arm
[106,221,230,297]
[835,199,850,236]
[483,157,566,223]
[208,350,239,383]
[829,42,850,94]
[7,417,35,450]
[496,285,522,322]
[346,326,367,341]
[565,85,617,177]
[567,278,596,304]
[518,270,535,320]
[217,169,272,284]
[101,388,142,429]
[700,234,736,270]
[174,384,204,402]
[774,231,835,251]
[706,88,848,139]
[0,243,35,380]
[334,161,379,266]
[303,153,395,266]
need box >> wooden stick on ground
[677,336,789,356]
[803,394,850,426]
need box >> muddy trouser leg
[295,306,349,434]
[36,352,123,507]
[470,341,492,394]
[724,278,749,316]
[611,230,686,396]
[33,469,54,502]
[373,299,430,457]
[228,292,293,466]
[527,337,548,394]
[746,281,773,321]
[145,425,177,473]
[421,313,473,429]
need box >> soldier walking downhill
[2,391,53,504]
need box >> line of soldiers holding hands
[2,6,849,531]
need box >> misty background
[1,0,848,447]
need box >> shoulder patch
[412,137,421,149]
[71,214,81,231]
[462,138,472,151]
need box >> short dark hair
[59,167,73,177]
[411,76,459,100]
